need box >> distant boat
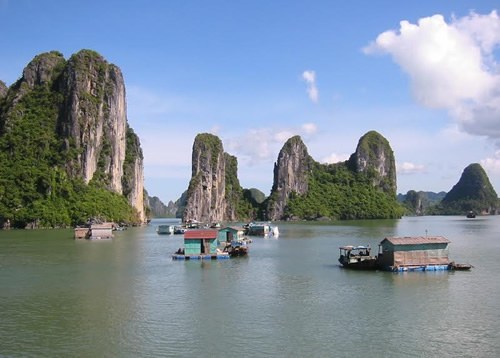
[244,222,279,237]
[466,211,476,218]
[173,226,186,234]
[157,224,174,235]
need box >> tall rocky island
[0,50,145,228]
[440,163,498,215]
[266,131,402,220]
[182,133,254,223]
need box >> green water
[1,216,499,357]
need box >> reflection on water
[1,216,499,357]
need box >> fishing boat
[338,245,378,270]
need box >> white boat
[157,224,174,235]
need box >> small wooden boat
[338,245,378,270]
[449,262,473,270]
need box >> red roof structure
[381,236,450,245]
[184,229,218,240]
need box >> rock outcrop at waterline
[0,50,145,227]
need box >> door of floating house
[183,229,218,255]
[377,236,451,268]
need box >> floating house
[75,223,114,240]
[218,226,246,243]
[377,236,451,272]
[89,223,114,240]
[172,229,229,260]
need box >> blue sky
[2,0,500,203]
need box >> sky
[1,0,500,203]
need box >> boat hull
[338,256,378,270]
[172,253,230,260]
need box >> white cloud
[481,150,500,175]
[321,153,349,164]
[302,122,317,135]
[397,162,426,175]
[225,123,319,165]
[302,70,319,103]
[364,11,500,142]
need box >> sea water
[1,216,499,357]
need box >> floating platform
[172,253,230,260]
[389,264,450,272]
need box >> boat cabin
[377,236,450,271]
[218,226,245,243]
[338,245,377,269]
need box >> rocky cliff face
[349,130,396,195]
[224,153,244,221]
[266,136,313,220]
[148,195,168,217]
[121,127,145,222]
[0,80,9,98]
[58,50,127,194]
[183,133,228,223]
[0,50,145,223]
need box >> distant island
[399,163,499,216]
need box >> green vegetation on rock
[285,161,403,220]
[0,50,142,228]
[436,163,499,215]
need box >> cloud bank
[364,11,500,141]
